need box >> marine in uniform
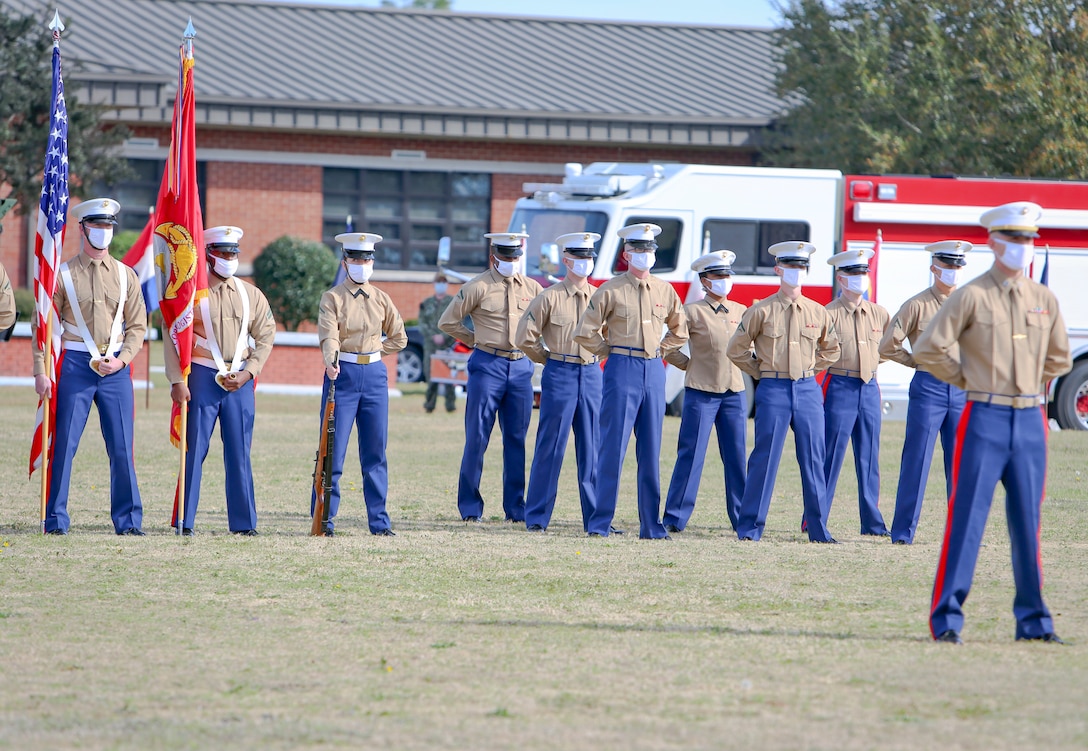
[574,223,688,539]
[32,198,147,535]
[166,226,275,536]
[879,240,970,544]
[726,241,840,543]
[314,232,408,536]
[419,272,457,413]
[822,248,890,536]
[515,232,603,532]
[662,250,748,533]
[916,202,1071,644]
[438,232,542,522]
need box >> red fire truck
[510,163,1088,429]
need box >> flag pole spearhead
[49,9,64,45]
[184,17,196,39]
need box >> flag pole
[177,388,187,535]
[38,10,65,534]
[39,314,52,533]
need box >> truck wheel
[1055,360,1088,430]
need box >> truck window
[612,217,683,273]
[509,209,609,278]
[703,219,811,275]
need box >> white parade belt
[339,351,382,364]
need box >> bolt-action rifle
[311,354,337,536]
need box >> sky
[296,0,782,28]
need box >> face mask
[780,267,807,288]
[705,278,732,298]
[841,274,869,294]
[346,263,373,284]
[628,252,656,271]
[934,266,961,287]
[212,256,239,278]
[568,258,594,278]
[85,226,113,250]
[434,282,448,295]
[995,237,1034,270]
[493,257,516,277]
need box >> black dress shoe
[892,539,909,545]
[45,529,67,536]
[587,531,605,537]
[323,527,335,537]
[664,524,681,534]
[182,527,194,537]
[526,524,545,532]
[813,537,839,544]
[1017,632,1066,644]
[233,529,258,536]
[373,528,396,536]
[120,528,146,536]
[463,516,481,523]
[935,630,963,644]
[609,526,625,535]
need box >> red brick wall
[0,328,151,380]
[205,162,323,255]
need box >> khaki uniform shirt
[0,263,15,330]
[914,267,1072,396]
[164,276,276,384]
[825,296,889,382]
[573,272,688,358]
[665,296,747,393]
[32,252,147,375]
[727,289,840,379]
[318,280,408,366]
[878,285,953,371]
[438,268,542,352]
[515,276,597,365]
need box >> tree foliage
[0,8,131,210]
[253,236,338,332]
[767,0,1088,178]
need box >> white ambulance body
[512,162,843,412]
[509,163,1088,429]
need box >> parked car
[397,325,425,383]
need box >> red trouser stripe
[930,400,974,637]
[1037,405,1048,588]
[821,373,832,399]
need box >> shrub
[252,236,337,331]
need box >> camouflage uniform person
[419,272,457,413]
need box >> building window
[323,168,492,271]
[98,159,207,232]
[702,219,811,275]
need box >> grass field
[1,377,1086,750]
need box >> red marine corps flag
[154,19,206,448]
[152,20,206,533]
[29,12,70,531]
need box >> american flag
[29,29,69,479]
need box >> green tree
[0,8,131,211]
[108,229,142,261]
[768,0,1088,179]
[253,236,338,332]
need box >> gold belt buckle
[98,343,109,355]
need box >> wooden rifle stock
[311,357,338,536]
